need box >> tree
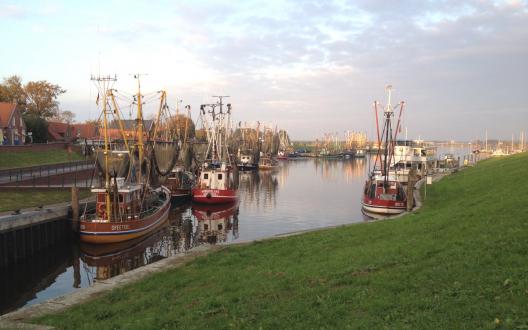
[52,110,75,124]
[24,114,48,143]
[169,114,195,139]
[0,75,26,110]
[24,80,66,119]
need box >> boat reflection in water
[192,202,239,244]
[79,223,171,282]
[77,201,241,284]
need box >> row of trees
[0,75,70,143]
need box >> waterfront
[1,157,370,315]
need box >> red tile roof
[72,123,98,139]
[0,102,16,128]
[47,121,76,142]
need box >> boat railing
[81,198,166,222]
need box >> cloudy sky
[0,0,527,140]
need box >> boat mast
[382,85,393,183]
[134,74,145,184]
[91,75,117,222]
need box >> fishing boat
[362,85,408,215]
[167,166,195,202]
[237,152,259,171]
[277,130,292,160]
[80,76,171,244]
[192,97,239,204]
[166,103,196,202]
[258,156,278,170]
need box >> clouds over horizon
[1,0,527,140]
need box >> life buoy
[206,193,212,199]
[97,204,107,219]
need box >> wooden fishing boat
[167,166,195,202]
[362,85,408,215]
[80,76,174,244]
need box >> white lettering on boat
[111,224,131,231]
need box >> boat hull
[237,164,258,171]
[171,188,192,202]
[80,187,171,244]
[361,198,406,215]
[192,188,238,204]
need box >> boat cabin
[92,178,143,222]
[364,178,406,202]
[199,163,232,190]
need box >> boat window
[218,224,223,230]
[204,173,209,179]
[119,194,124,203]
[218,173,223,180]
[204,224,208,230]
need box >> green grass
[34,153,528,329]
[0,190,92,212]
[0,149,85,170]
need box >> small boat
[276,151,288,160]
[237,153,259,171]
[355,148,366,158]
[362,85,408,215]
[166,166,195,203]
[258,156,278,170]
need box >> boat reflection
[238,170,279,210]
[192,202,239,244]
[79,225,170,282]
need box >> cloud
[0,4,29,18]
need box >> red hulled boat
[192,162,238,204]
[362,85,408,215]
[192,97,238,204]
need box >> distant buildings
[0,102,26,145]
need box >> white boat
[391,140,436,183]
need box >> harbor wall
[0,207,71,268]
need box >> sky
[0,0,527,141]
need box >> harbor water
[1,157,371,315]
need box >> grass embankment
[35,154,528,329]
[0,190,92,212]
[0,149,84,170]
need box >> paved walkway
[0,161,94,185]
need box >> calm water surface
[1,158,372,315]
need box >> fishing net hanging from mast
[151,93,179,176]
[91,83,132,179]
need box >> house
[0,102,26,145]
[47,121,77,142]
[72,123,98,140]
